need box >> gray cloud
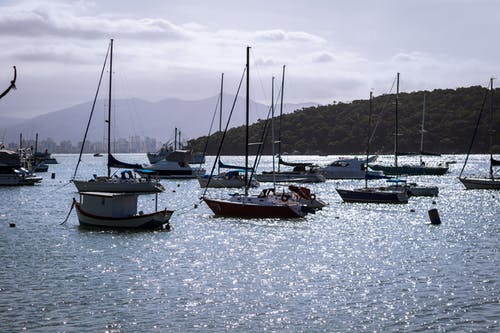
[312,52,335,63]
[0,2,190,40]
[254,29,325,44]
[0,0,498,119]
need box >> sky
[0,0,498,119]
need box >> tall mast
[420,92,426,165]
[271,76,276,188]
[365,91,373,188]
[245,46,250,196]
[278,65,285,172]
[489,77,494,179]
[394,72,400,170]
[220,73,224,133]
[174,127,177,150]
[107,38,113,178]
[218,73,224,175]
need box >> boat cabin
[79,192,138,218]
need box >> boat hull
[407,185,439,196]
[203,196,306,218]
[370,164,448,176]
[254,172,325,183]
[320,169,387,179]
[74,200,172,229]
[73,178,164,193]
[336,188,408,203]
[459,177,500,190]
[198,176,259,188]
[0,173,42,185]
[136,168,205,179]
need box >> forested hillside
[187,85,499,155]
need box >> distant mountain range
[0,94,317,144]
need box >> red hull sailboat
[202,47,310,218]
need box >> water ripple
[0,154,498,332]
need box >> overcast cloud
[0,0,498,119]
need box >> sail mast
[218,73,224,175]
[278,65,285,173]
[420,92,426,165]
[489,78,494,179]
[174,127,177,150]
[245,46,250,196]
[107,38,113,178]
[365,91,373,188]
[394,72,400,170]
[271,76,276,188]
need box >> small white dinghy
[73,192,173,230]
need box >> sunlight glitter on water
[0,154,498,331]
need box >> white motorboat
[0,168,42,185]
[137,151,205,179]
[0,148,42,185]
[319,155,387,179]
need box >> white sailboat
[459,78,500,190]
[372,92,448,176]
[336,91,409,204]
[72,39,164,193]
[369,73,438,197]
[198,73,259,188]
[255,65,325,184]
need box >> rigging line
[252,83,283,175]
[201,67,246,197]
[50,179,74,193]
[458,84,489,178]
[369,74,398,144]
[200,91,221,163]
[249,82,284,185]
[60,200,75,225]
[249,48,269,113]
[72,42,111,180]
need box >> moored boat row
[3,42,498,231]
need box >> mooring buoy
[428,208,441,225]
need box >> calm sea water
[0,154,498,332]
